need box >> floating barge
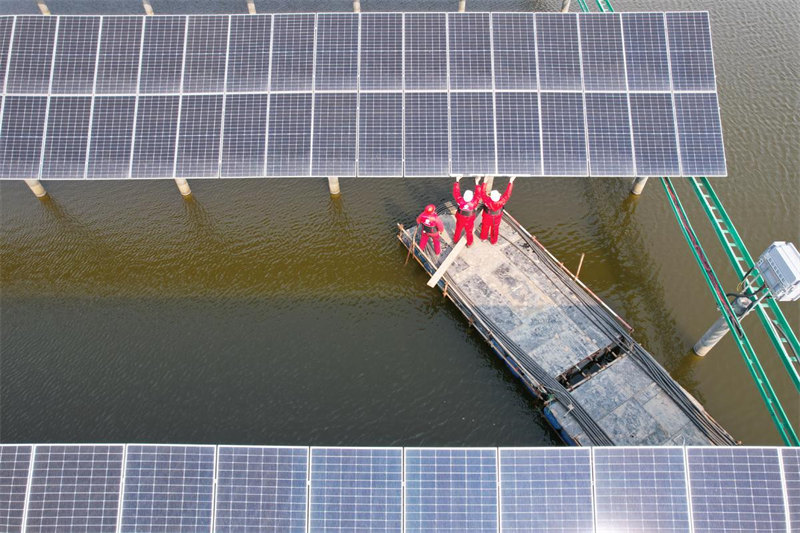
[399,204,736,446]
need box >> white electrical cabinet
[757,241,800,302]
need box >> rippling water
[1,0,798,445]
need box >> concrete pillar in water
[561,0,571,12]
[24,179,47,198]
[37,0,50,15]
[353,0,361,13]
[142,0,154,16]
[630,176,649,195]
[693,296,752,357]
[483,176,494,193]
[328,177,341,196]
[247,0,256,14]
[458,0,466,12]
[174,178,192,197]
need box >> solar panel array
[1,445,797,532]
[0,12,725,179]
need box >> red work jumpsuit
[452,182,484,246]
[416,210,444,255]
[479,182,514,244]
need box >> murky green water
[1,0,798,445]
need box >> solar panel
[536,13,581,91]
[629,92,680,176]
[0,96,47,178]
[622,13,671,91]
[674,92,726,176]
[176,94,223,177]
[226,15,271,92]
[594,447,690,533]
[131,95,179,178]
[6,16,57,94]
[41,96,91,179]
[448,13,492,90]
[95,17,143,94]
[139,16,185,94]
[312,92,357,176]
[309,448,402,532]
[404,92,449,177]
[580,13,625,91]
[359,14,402,90]
[540,92,587,176]
[450,91,495,175]
[404,13,447,91]
[0,18,13,91]
[183,16,228,93]
[687,447,787,533]
[782,448,800,531]
[270,14,314,92]
[121,444,215,532]
[221,93,267,177]
[666,12,716,91]
[358,92,402,176]
[405,448,497,533]
[495,92,540,175]
[26,445,123,533]
[315,14,358,91]
[499,448,592,533]
[51,16,99,95]
[266,93,312,176]
[491,14,537,90]
[215,446,308,533]
[0,445,31,533]
[87,95,135,178]
[586,92,634,176]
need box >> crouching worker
[416,204,445,256]
[479,176,515,245]
[452,176,483,247]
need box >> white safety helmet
[490,190,501,202]
[463,190,474,202]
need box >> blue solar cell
[312,93,356,176]
[580,13,625,91]
[405,13,447,90]
[139,16,185,94]
[782,448,800,531]
[227,14,271,92]
[87,96,135,178]
[221,93,267,177]
[0,18,12,91]
[183,16,228,93]
[499,448,592,533]
[495,92,540,176]
[540,92,587,176]
[0,96,47,178]
[404,92,448,177]
[309,448,402,533]
[121,445,214,533]
[594,447,690,533]
[536,13,581,90]
[405,448,497,533]
[585,93,634,176]
[450,92,495,175]
[358,92,402,176]
[359,14,402,90]
[687,447,787,533]
[491,13,537,90]
[176,94,223,177]
[667,12,716,91]
[215,446,308,533]
[6,16,57,94]
[270,14,314,92]
[50,16,99,94]
[266,93,312,176]
[95,17,143,94]
[41,96,91,179]
[622,13,670,91]
[674,93,726,176]
[629,93,680,176]
[26,445,123,533]
[131,95,179,178]
[0,445,32,533]
[448,13,492,90]
[315,14,358,91]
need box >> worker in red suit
[452,176,484,247]
[416,204,445,256]
[479,176,515,245]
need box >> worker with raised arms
[452,176,484,247]
[479,176,515,245]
